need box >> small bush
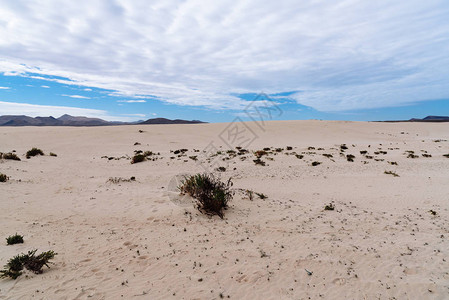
[324,203,334,211]
[255,192,267,199]
[26,148,44,159]
[49,152,57,157]
[322,153,333,158]
[422,154,432,158]
[346,154,355,162]
[179,174,233,218]
[0,173,8,183]
[254,150,268,158]
[216,166,226,172]
[429,210,437,216]
[2,153,21,161]
[295,154,304,159]
[384,170,399,177]
[0,249,57,279]
[6,234,23,245]
[286,146,293,150]
[311,161,321,166]
[360,150,368,155]
[340,144,348,151]
[444,154,449,158]
[253,158,266,166]
[131,154,146,164]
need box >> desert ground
[0,120,448,299]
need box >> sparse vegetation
[107,177,136,183]
[444,154,449,158]
[26,148,44,159]
[340,144,348,151]
[49,152,57,157]
[178,174,233,218]
[216,166,226,172]
[322,153,333,158]
[360,150,368,155]
[6,234,23,245]
[255,192,267,199]
[346,154,355,162]
[2,153,21,161]
[422,154,432,158]
[324,203,335,211]
[295,154,304,159]
[388,161,398,165]
[131,154,146,164]
[311,161,321,166]
[253,158,266,166]
[0,249,57,279]
[0,173,8,183]
[384,170,399,177]
[429,210,437,216]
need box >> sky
[0,0,448,122]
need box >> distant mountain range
[380,116,449,123]
[0,114,205,126]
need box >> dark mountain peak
[0,115,206,126]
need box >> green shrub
[179,174,233,218]
[0,249,57,279]
[346,154,355,162]
[2,153,21,161]
[253,158,266,166]
[26,148,44,159]
[311,161,321,166]
[49,152,57,157]
[6,234,23,245]
[0,173,8,182]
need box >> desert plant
[2,153,21,161]
[131,154,146,164]
[322,153,333,158]
[422,154,432,158]
[49,152,57,157]
[286,146,293,150]
[360,150,368,155]
[216,166,226,172]
[179,174,233,218]
[295,154,304,159]
[26,148,44,159]
[324,203,335,211]
[311,161,321,166]
[346,154,355,162]
[6,234,23,245]
[0,173,8,183]
[384,170,399,177]
[254,150,268,158]
[255,192,267,199]
[0,249,57,279]
[340,144,348,150]
[444,154,449,158]
[253,158,266,166]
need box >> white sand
[0,120,448,299]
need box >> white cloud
[117,100,146,103]
[124,113,146,117]
[41,85,50,88]
[61,94,90,99]
[0,101,137,121]
[0,86,10,89]
[0,1,448,111]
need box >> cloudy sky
[0,0,448,122]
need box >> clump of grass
[107,177,135,183]
[26,148,44,159]
[6,234,23,245]
[407,153,419,159]
[0,173,8,183]
[422,154,432,158]
[286,146,293,150]
[346,154,355,162]
[311,161,321,166]
[324,203,335,211]
[360,150,368,155]
[295,154,304,159]
[444,154,449,158]
[0,249,57,279]
[429,210,437,216]
[340,144,348,151]
[388,161,398,165]
[255,192,267,199]
[131,154,146,164]
[216,166,226,172]
[179,174,233,218]
[49,152,57,157]
[253,158,266,166]
[254,150,268,158]
[2,153,21,161]
[322,153,333,158]
[384,170,399,177]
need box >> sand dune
[0,120,448,299]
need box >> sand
[0,120,448,299]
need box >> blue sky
[0,0,448,122]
